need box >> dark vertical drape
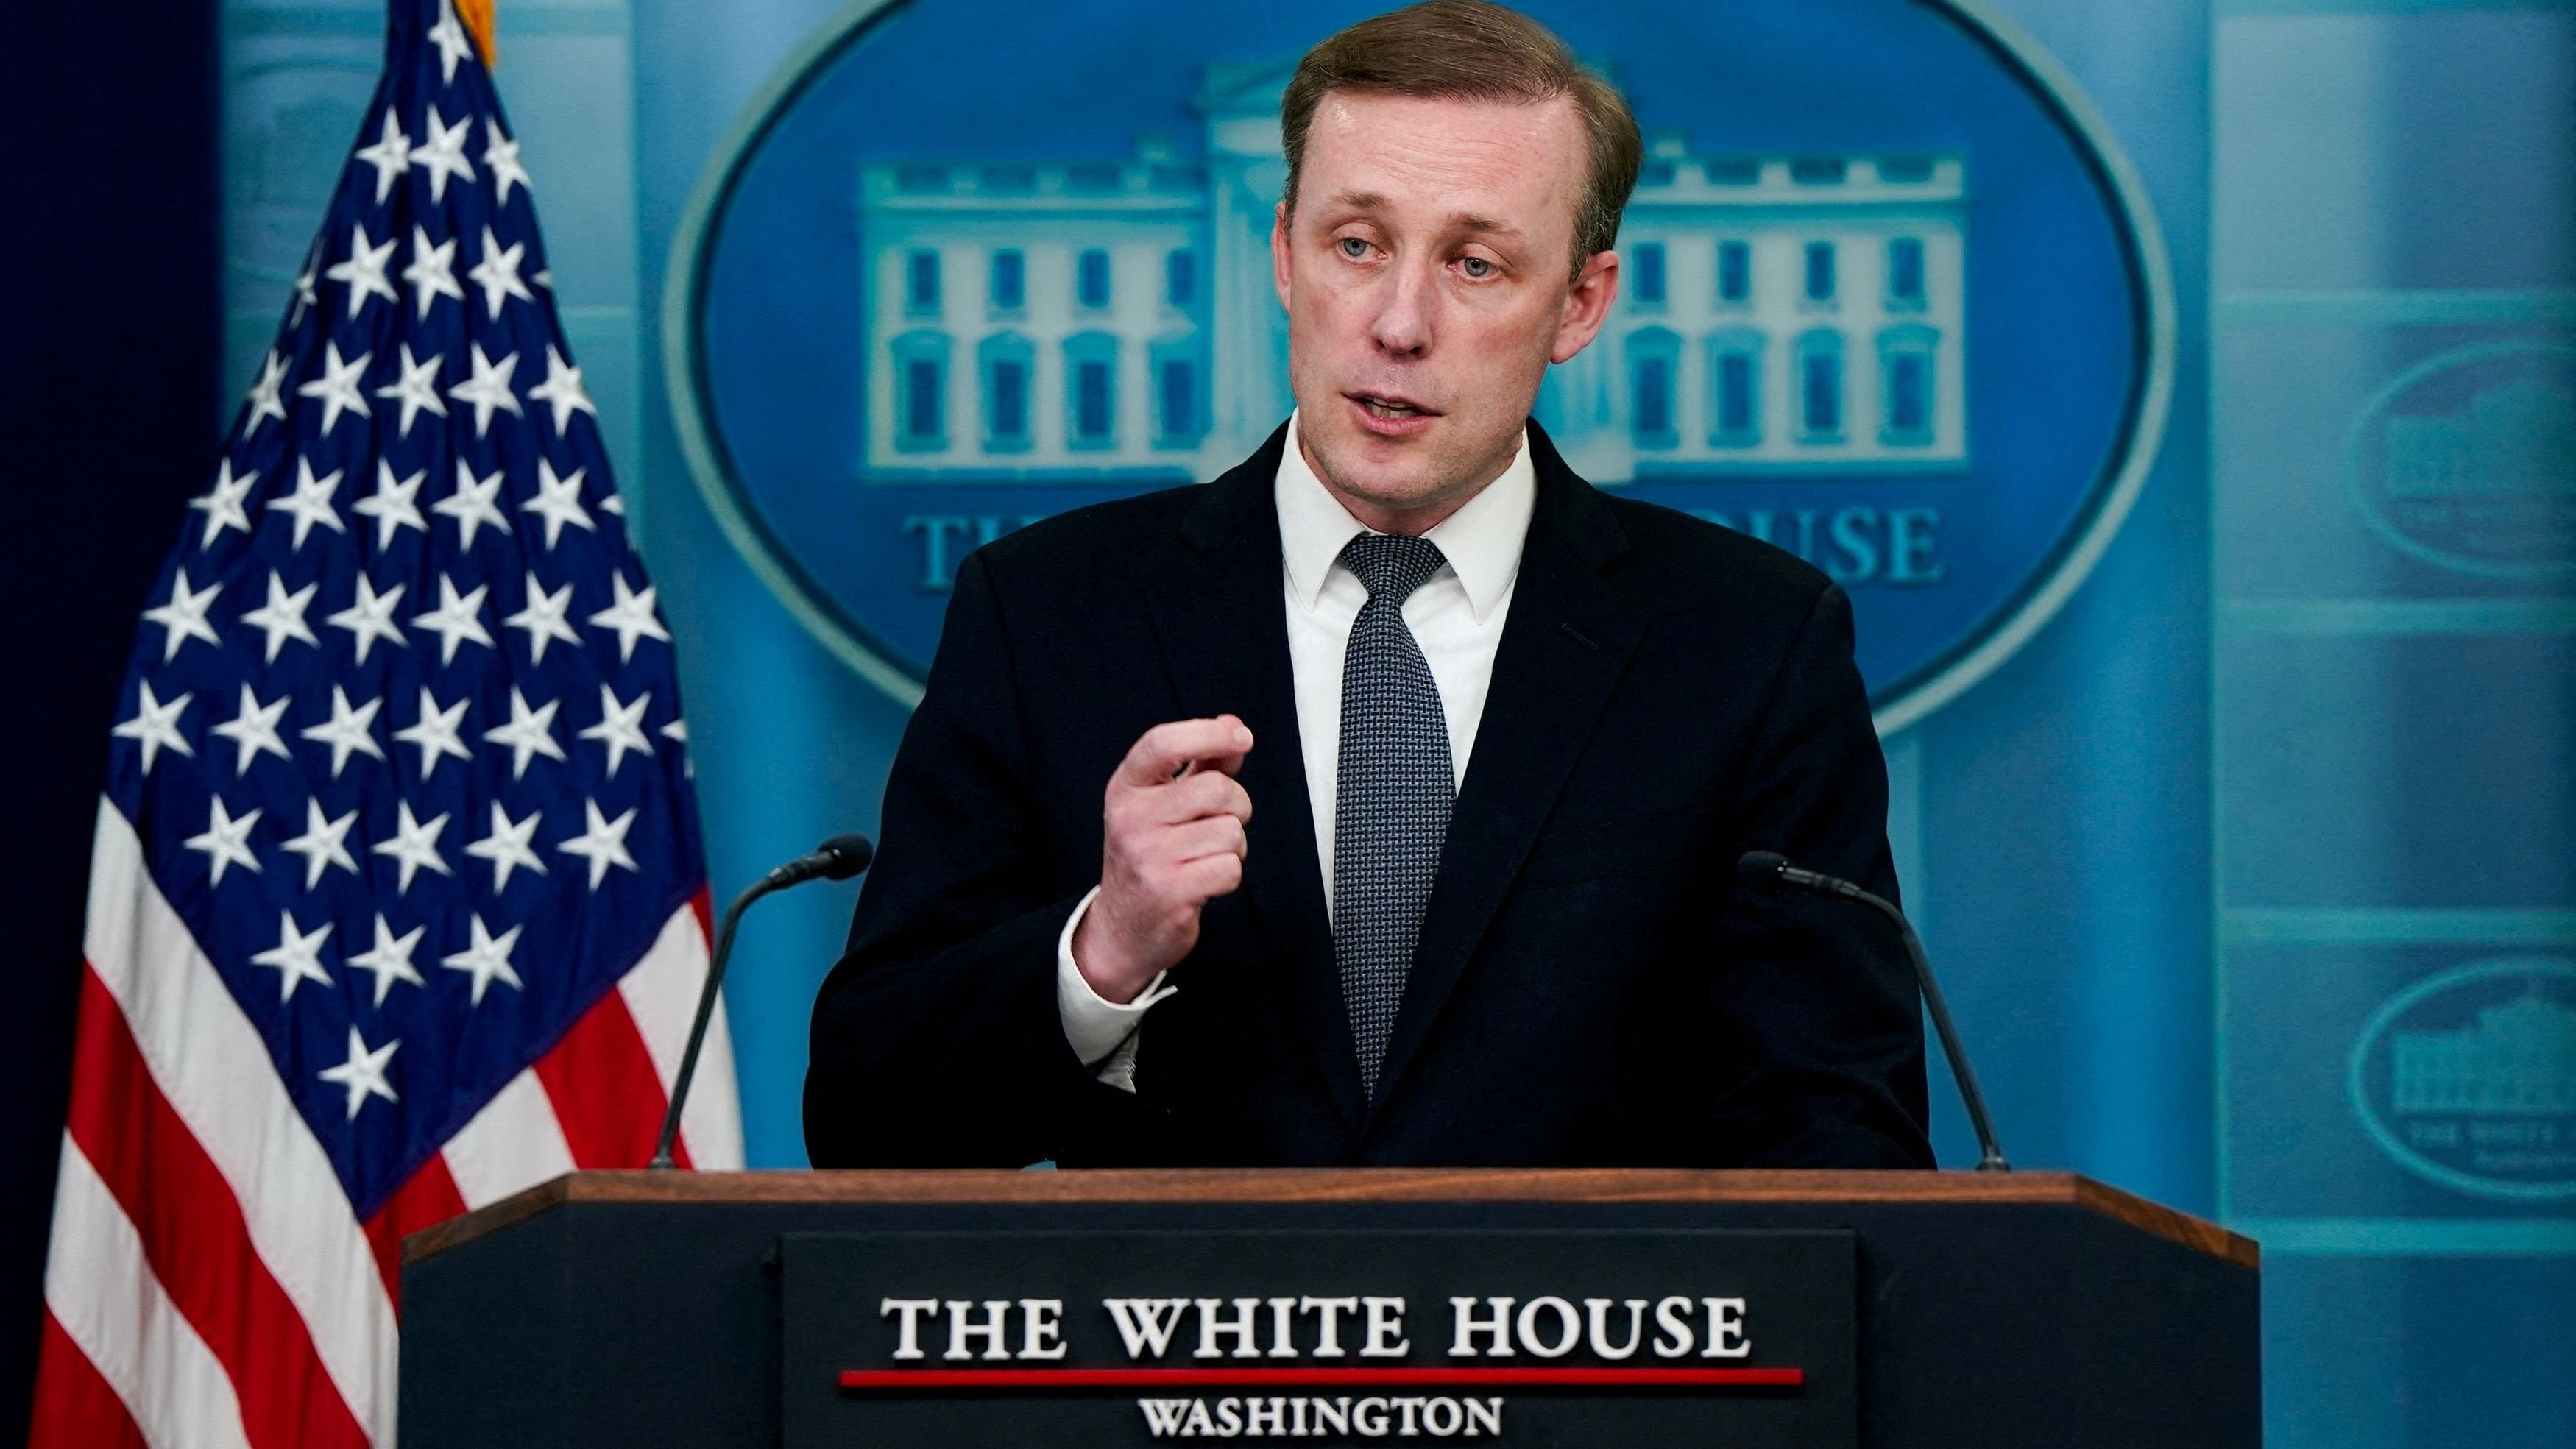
[0,4,222,1438]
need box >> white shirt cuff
[1055,885,1178,1091]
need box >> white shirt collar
[1273,410,1537,622]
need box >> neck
[1299,430,1521,538]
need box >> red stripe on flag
[363,1150,470,1312]
[534,982,690,1169]
[62,967,370,1449]
[28,1310,151,1449]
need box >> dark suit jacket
[804,420,1931,1169]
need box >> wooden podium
[400,1169,2257,1448]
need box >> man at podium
[804,1,1932,1172]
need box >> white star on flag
[465,801,548,891]
[244,350,289,433]
[557,798,641,889]
[372,800,453,893]
[467,225,533,319]
[403,225,464,319]
[112,681,194,774]
[294,342,373,437]
[588,572,672,662]
[393,687,473,778]
[484,687,567,779]
[528,346,596,434]
[579,684,655,779]
[250,913,335,1003]
[190,459,257,548]
[661,718,693,778]
[300,685,386,778]
[521,458,595,550]
[414,104,478,203]
[373,345,447,441]
[355,458,431,548]
[280,798,361,890]
[448,342,522,436]
[436,460,511,547]
[484,118,531,205]
[183,796,263,884]
[326,574,408,663]
[353,110,412,203]
[325,224,401,319]
[347,915,429,1007]
[270,458,348,551]
[441,914,526,1005]
[504,573,582,663]
[142,569,223,662]
[239,570,322,663]
[289,249,320,326]
[318,1028,400,1119]
[428,0,475,83]
[210,684,293,775]
[412,575,495,665]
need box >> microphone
[648,833,876,1169]
[764,832,875,888]
[1735,850,2009,1172]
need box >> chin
[1311,436,1446,508]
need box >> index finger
[1118,715,1256,787]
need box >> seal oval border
[2343,339,2576,581]
[2344,956,2576,1202]
[662,0,2178,728]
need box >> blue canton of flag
[113,0,721,1220]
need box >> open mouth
[1351,393,1438,421]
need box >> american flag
[30,2,740,1444]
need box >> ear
[1549,249,1621,364]
[1271,199,1295,312]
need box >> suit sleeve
[802,550,1156,1166]
[1702,582,1936,1169]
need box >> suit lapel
[1144,425,1368,1131]
[1367,425,1645,1120]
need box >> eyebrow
[1324,191,1524,238]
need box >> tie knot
[1338,533,1448,604]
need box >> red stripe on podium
[839,1366,1803,1390]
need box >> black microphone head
[815,833,875,880]
[1735,850,1791,890]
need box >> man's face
[1273,91,1619,531]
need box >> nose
[1368,258,1435,358]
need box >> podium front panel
[398,1170,2258,1449]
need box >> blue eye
[1461,256,1494,278]
[1337,236,1370,259]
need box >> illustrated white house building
[857,63,1967,484]
[2382,376,2576,501]
[2393,990,2576,1118]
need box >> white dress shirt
[1055,414,1538,1088]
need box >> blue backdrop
[4,1,2565,1446]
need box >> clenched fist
[1071,715,1256,1004]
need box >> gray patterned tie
[1332,533,1455,1099]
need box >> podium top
[405,1168,2254,1269]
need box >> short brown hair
[1279,1,1643,280]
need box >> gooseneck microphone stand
[1737,850,2010,1172]
[648,833,874,1170]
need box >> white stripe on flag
[439,1068,578,1209]
[44,1136,258,1449]
[83,799,395,1445]
[618,901,746,1169]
